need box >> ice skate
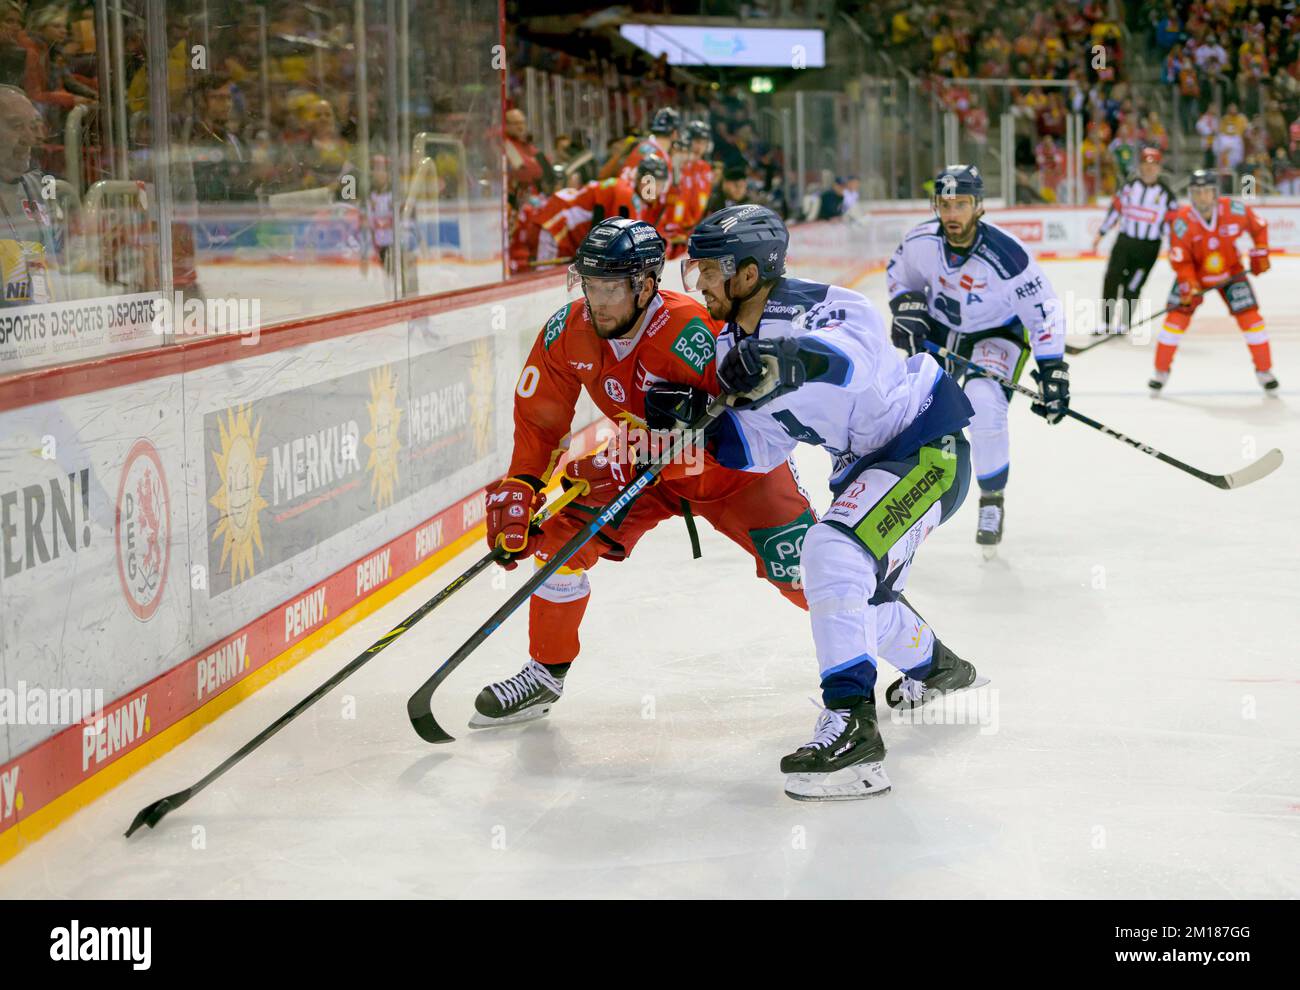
[885,640,989,710]
[469,659,566,728]
[1148,370,1169,395]
[782,699,891,800]
[1257,370,1279,396]
[976,491,1003,560]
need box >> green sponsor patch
[748,509,815,584]
[543,303,572,350]
[1230,200,1245,215]
[1173,218,1187,239]
[669,318,716,375]
[856,446,957,557]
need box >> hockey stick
[124,482,589,837]
[406,396,730,744]
[927,343,1283,490]
[1065,276,1248,355]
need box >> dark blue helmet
[649,107,681,136]
[933,163,984,202]
[686,204,788,283]
[570,217,665,293]
[686,120,711,143]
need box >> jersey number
[517,365,540,398]
[773,409,826,445]
[933,293,962,327]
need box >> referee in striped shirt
[1091,146,1177,334]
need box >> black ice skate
[1257,370,1279,396]
[885,639,990,710]
[976,491,1004,559]
[469,659,565,728]
[782,698,891,801]
[1148,370,1169,395]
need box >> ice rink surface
[3,256,1297,899]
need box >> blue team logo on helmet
[684,204,788,288]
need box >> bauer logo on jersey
[603,376,627,403]
[669,318,715,374]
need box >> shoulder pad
[905,219,943,241]
[974,223,1030,279]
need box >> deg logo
[604,377,627,404]
[115,438,171,621]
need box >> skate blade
[888,675,991,711]
[980,544,998,561]
[467,703,555,729]
[784,762,891,801]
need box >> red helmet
[1140,146,1163,164]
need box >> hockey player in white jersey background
[887,165,1071,555]
[655,205,987,800]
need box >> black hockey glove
[716,335,806,409]
[1030,358,1070,424]
[645,382,711,431]
[889,291,936,356]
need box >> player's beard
[587,298,641,339]
[942,214,979,248]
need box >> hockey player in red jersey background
[475,218,815,727]
[1154,168,1277,394]
[516,157,670,268]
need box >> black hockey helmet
[569,217,665,294]
[1189,168,1217,188]
[933,163,984,204]
[636,154,669,182]
[685,204,788,288]
[649,107,681,136]
[686,119,711,143]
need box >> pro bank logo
[115,438,171,621]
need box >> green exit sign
[750,76,773,93]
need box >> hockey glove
[645,382,711,431]
[562,446,640,503]
[1176,280,1203,308]
[1250,249,1270,276]
[1030,358,1070,425]
[717,335,806,410]
[889,291,935,356]
[485,475,545,569]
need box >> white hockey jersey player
[676,204,983,802]
[886,166,1070,555]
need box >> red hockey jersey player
[1154,169,1277,394]
[527,157,669,265]
[473,218,815,727]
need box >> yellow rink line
[0,523,488,867]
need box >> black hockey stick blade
[123,527,530,836]
[1065,332,1122,355]
[124,789,193,837]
